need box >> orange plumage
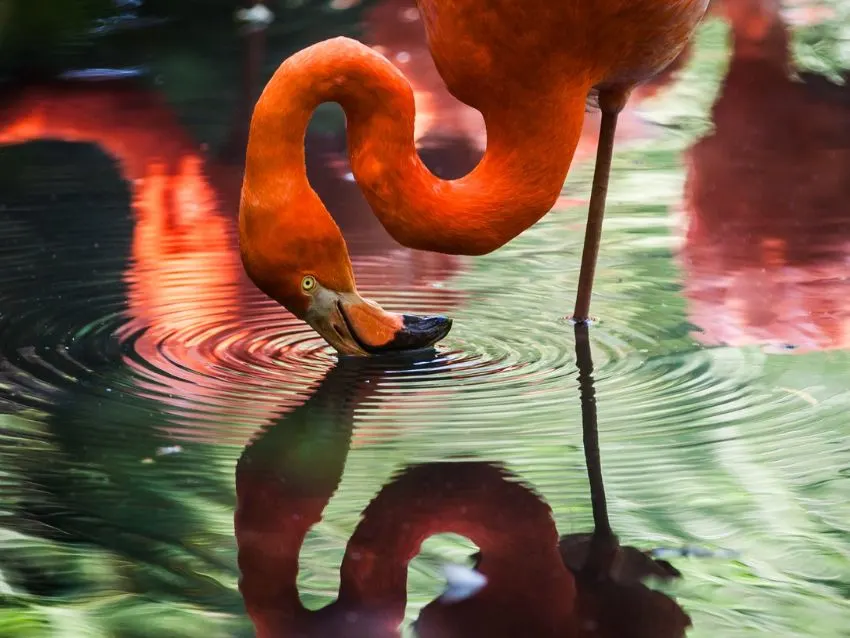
[240,0,709,354]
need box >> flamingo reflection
[235,347,691,637]
[680,0,850,352]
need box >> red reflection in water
[236,358,691,638]
[0,81,244,377]
[679,0,850,352]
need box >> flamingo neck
[241,37,591,259]
[337,463,573,619]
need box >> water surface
[1,1,849,636]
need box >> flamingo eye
[301,275,317,292]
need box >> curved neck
[242,37,591,258]
[234,363,379,635]
[338,462,572,618]
[235,465,325,635]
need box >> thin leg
[572,89,629,323]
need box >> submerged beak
[306,289,452,356]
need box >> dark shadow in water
[680,0,850,353]
[235,335,691,637]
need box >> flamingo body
[418,0,708,103]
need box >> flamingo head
[300,277,453,356]
[239,217,451,356]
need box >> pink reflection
[680,0,850,353]
[0,81,244,379]
[0,80,271,438]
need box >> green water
[1,1,849,636]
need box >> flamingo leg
[572,89,629,323]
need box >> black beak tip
[375,313,452,353]
[403,314,453,342]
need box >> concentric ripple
[0,84,758,457]
[0,189,802,449]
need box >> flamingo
[239,0,710,355]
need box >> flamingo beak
[305,289,452,356]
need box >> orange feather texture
[239,0,709,352]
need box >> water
[1,0,850,636]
